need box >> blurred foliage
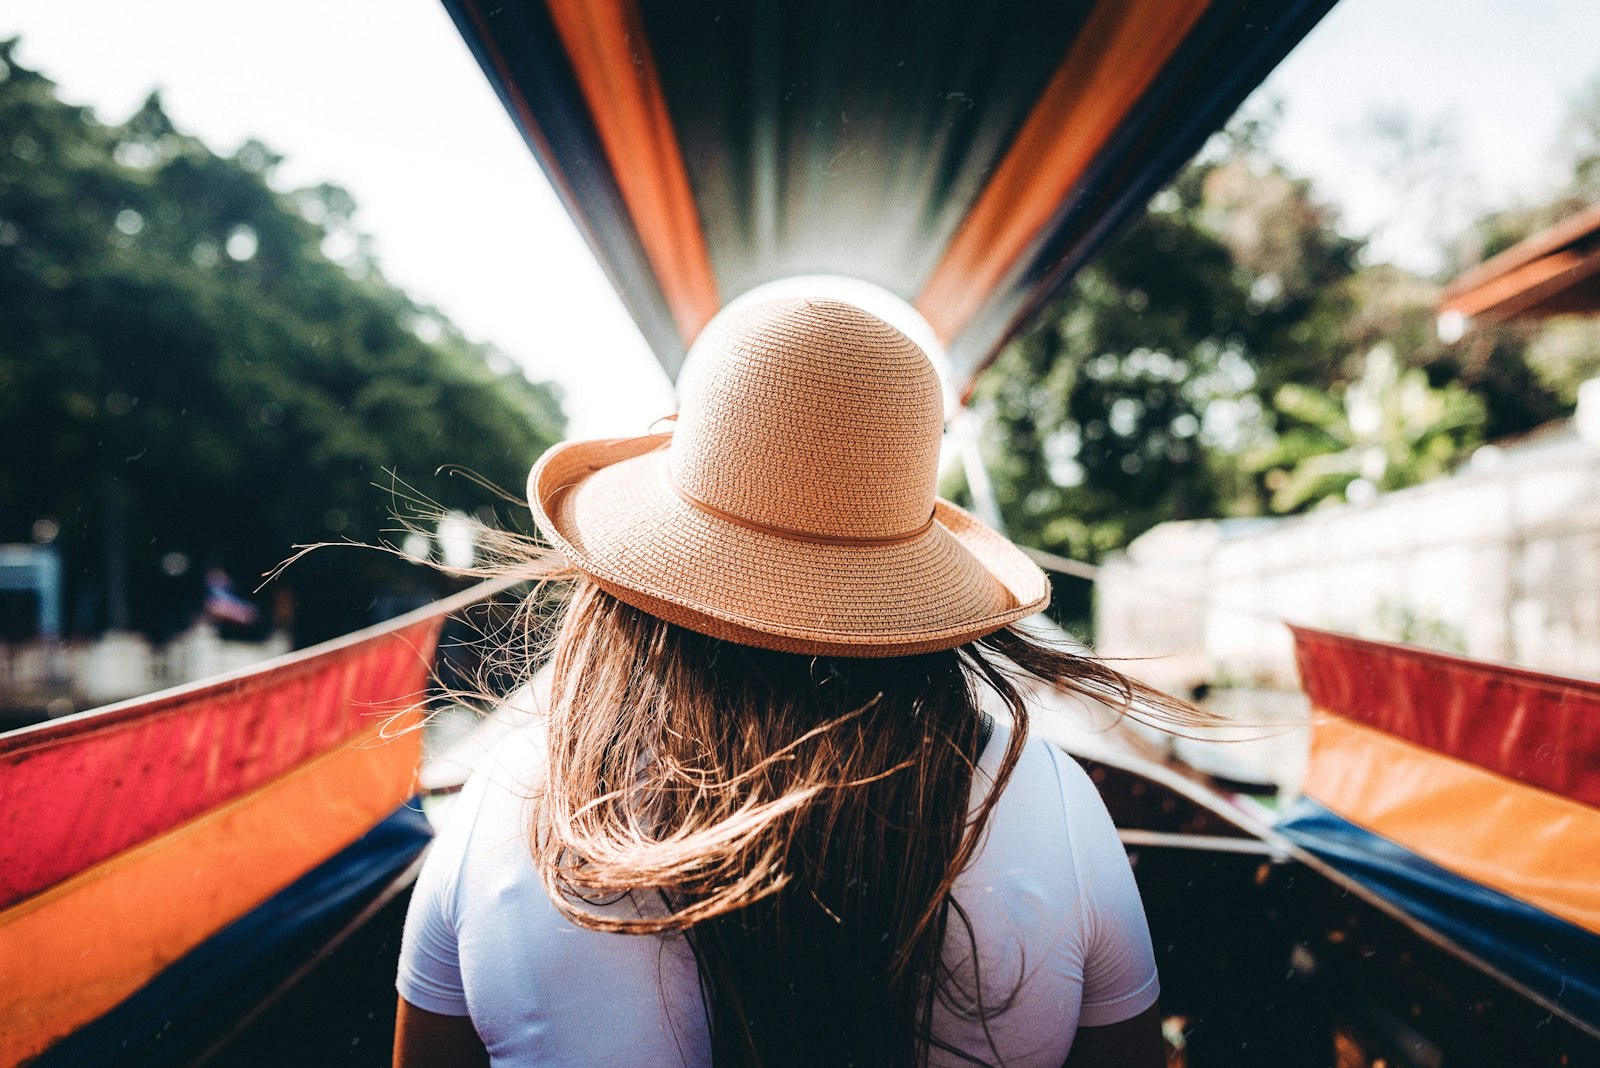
[1571,71,1600,205]
[973,112,1364,623]
[1245,344,1484,512]
[974,82,1600,628]
[0,42,564,644]
[1524,318,1600,408]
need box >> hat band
[667,472,936,547]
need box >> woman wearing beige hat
[394,299,1188,1067]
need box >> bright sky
[1262,0,1600,266]
[3,0,1598,438]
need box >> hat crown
[669,298,944,540]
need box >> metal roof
[443,0,1339,394]
[1439,201,1600,330]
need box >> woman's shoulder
[448,717,549,804]
[974,719,1101,824]
[421,719,549,877]
[962,719,1129,910]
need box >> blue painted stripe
[441,0,688,375]
[1277,797,1600,1031]
[36,802,433,1067]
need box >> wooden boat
[0,583,475,1065]
[5,1,1597,1064]
[1083,625,1600,1066]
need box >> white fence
[1096,423,1600,692]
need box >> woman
[395,298,1187,1066]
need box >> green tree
[1245,344,1484,513]
[1559,69,1600,207]
[0,42,564,644]
[971,126,1361,626]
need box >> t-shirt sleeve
[395,793,477,1016]
[1051,746,1161,1027]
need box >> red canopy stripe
[1291,625,1600,809]
[0,600,454,909]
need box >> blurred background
[2,0,1598,733]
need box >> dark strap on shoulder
[976,711,996,761]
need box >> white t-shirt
[398,719,1158,1066]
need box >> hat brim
[528,434,1050,657]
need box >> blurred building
[1104,198,1600,702]
[1098,383,1600,695]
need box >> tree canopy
[0,41,564,644]
[971,93,1598,631]
[970,127,1361,624]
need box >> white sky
[1261,0,1600,266]
[3,0,1598,438]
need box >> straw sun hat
[528,297,1050,656]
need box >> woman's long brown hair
[527,578,1207,1068]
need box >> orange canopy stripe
[545,0,720,344]
[0,719,422,1067]
[915,0,1212,344]
[1302,714,1600,938]
[1443,247,1600,322]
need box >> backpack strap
[976,711,996,761]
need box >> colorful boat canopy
[1439,201,1600,329]
[0,581,489,1064]
[1277,798,1600,1035]
[1287,625,1600,1030]
[442,0,1339,393]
